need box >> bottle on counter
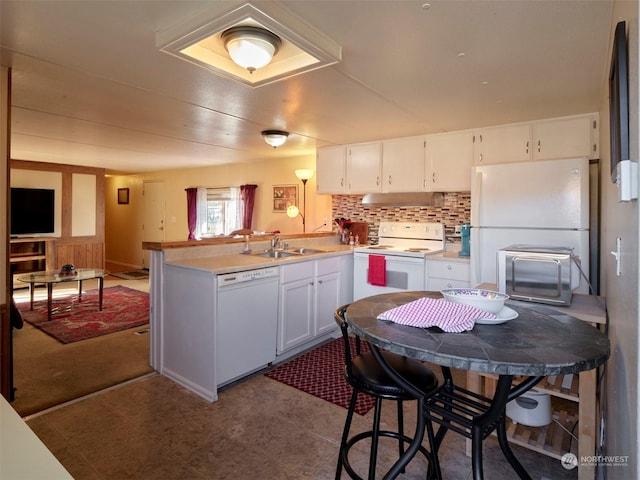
[355,235,360,246]
[349,234,354,245]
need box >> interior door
[142,181,165,268]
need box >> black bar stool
[334,305,440,480]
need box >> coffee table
[17,269,109,321]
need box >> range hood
[361,192,444,207]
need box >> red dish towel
[368,255,387,286]
[377,297,497,333]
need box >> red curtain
[240,184,258,229]
[185,188,197,240]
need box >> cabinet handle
[447,264,452,270]
[432,172,436,183]
[480,135,483,143]
[388,175,392,185]
[526,141,529,154]
[479,153,483,163]
[340,178,344,187]
[318,280,323,284]
[447,283,453,288]
[376,176,380,186]
[537,139,541,153]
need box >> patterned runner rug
[16,285,149,344]
[265,338,376,415]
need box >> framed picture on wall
[272,185,297,212]
[118,188,130,204]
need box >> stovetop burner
[353,222,445,259]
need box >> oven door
[353,252,426,301]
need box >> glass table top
[16,269,109,284]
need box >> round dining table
[345,291,610,480]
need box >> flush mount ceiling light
[262,130,289,148]
[157,2,341,88]
[221,26,282,73]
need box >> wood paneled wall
[11,160,105,269]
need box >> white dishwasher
[215,267,280,387]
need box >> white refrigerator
[470,157,590,294]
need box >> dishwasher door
[216,270,279,386]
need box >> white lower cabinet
[426,257,470,290]
[278,257,341,354]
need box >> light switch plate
[616,160,638,202]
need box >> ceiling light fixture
[261,130,289,148]
[221,26,282,73]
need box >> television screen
[609,20,629,182]
[10,187,55,236]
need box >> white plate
[475,306,518,325]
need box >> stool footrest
[342,429,433,480]
[425,383,496,440]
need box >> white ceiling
[0,0,614,174]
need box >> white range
[353,221,444,300]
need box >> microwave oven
[497,245,579,306]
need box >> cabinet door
[278,278,314,353]
[425,130,473,191]
[316,145,347,194]
[474,123,532,165]
[347,142,382,193]
[381,136,425,192]
[533,115,597,161]
[314,271,341,336]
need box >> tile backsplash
[331,192,471,244]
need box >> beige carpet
[10,277,153,417]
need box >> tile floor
[25,369,579,480]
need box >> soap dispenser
[458,223,470,257]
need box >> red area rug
[17,285,149,344]
[265,338,376,415]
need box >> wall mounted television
[10,187,55,236]
[609,20,629,183]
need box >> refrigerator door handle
[471,169,482,225]
[470,229,481,287]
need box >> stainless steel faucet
[271,236,281,250]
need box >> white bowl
[440,288,509,314]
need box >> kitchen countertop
[1,396,73,480]
[428,250,471,262]
[143,232,334,251]
[165,244,354,275]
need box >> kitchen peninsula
[143,233,354,402]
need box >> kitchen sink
[253,250,301,258]
[287,248,328,255]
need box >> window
[196,187,241,238]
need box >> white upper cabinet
[425,130,473,192]
[316,113,598,192]
[347,142,382,194]
[532,114,598,161]
[381,136,425,192]
[316,145,347,194]
[473,123,532,165]
[474,113,598,165]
